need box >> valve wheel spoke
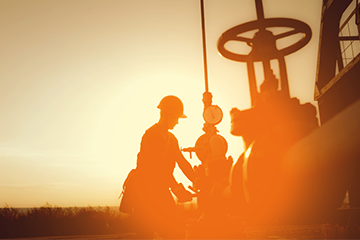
[275,29,302,39]
[231,36,253,44]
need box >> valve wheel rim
[217,18,312,62]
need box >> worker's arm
[176,152,197,183]
[169,175,179,189]
[170,174,193,203]
[167,132,197,183]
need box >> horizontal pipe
[283,97,360,174]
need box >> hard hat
[157,95,187,119]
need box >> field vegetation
[0,202,200,239]
[3,202,359,239]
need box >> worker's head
[157,95,186,129]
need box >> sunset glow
[0,0,322,208]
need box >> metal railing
[338,1,360,70]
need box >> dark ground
[5,224,322,239]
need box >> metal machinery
[314,0,360,213]
[315,0,360,125]
[182,0,234,236]
[182,1,242,238]
[217,0,321,223]
[223,0,360,224]
[186,0,360,229]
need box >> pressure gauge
[203,105,223,125]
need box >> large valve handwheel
[217,18,312,62]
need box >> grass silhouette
[0,203,134,238]
[0,202,200,238]
[3,202,341,239]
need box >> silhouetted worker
[133,95,197,239]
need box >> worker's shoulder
[167,131,179,146]
[167,130,176,138]
[144,124,161,134]
[143,124,166,138]
[143,124,178,141]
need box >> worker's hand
[192,164,206,191]
[171,183,193,203]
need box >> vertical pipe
[337,40,344,72]
[255,0,269,85]
[255,0,265,20]
[278,57,290,98]
[356,0,359,25]
[262,60,272,81]
[246,59,258,107]
[200,0,209,93]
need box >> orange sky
[0,0,323,207]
